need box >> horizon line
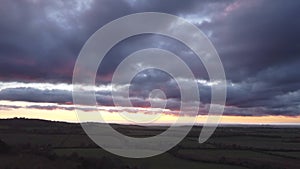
[1,117,300,127]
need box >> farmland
[0,118,299,169]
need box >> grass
[266,151,300,159]
[176,149,300,169]
[1,119,300,169]
[54,148,248,169]
[208,136,300,150]
[0,133,92,147]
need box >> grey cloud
[0,0,299,117]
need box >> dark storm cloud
[0,0,227,82]
[0,87,73,103]
[199,0,300,83]
[0,0,134,82]
[0,0,299,116]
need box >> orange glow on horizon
[0,100,299,125]
[0,107,299,125]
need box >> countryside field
[0,118,299,169]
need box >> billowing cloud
[0,0,299,117]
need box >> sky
[0,0,300,124]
